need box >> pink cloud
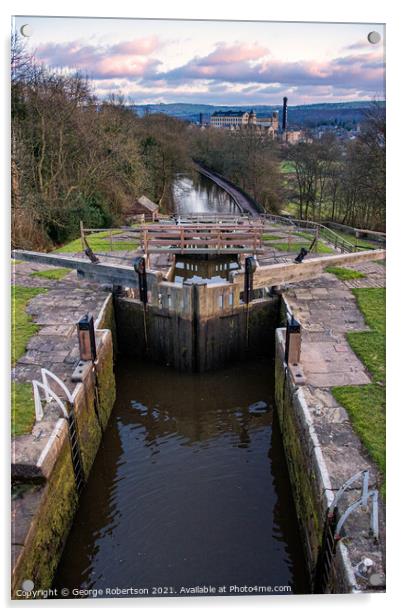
[95,55,160,78]
[36,37,163,79]
[109,36,161,56]
[203,42,269,65]
[159,47,384,94]
[34,37,384,102]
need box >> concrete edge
[94,293,113,329]
[293,387,334,507]
[338,542,361,593]
[36,418,68,478]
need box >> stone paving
[12,261,110,395]
[340,260,386,289]
[283,259,386,585]
[284,261,385,388]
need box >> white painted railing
[32,368,73,422]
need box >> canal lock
[51,251,312,596]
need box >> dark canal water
[53,172,309,597]
[54,359,309,596]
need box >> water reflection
[173,174,240,216]
[54,358,309,595]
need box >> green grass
[30,267,71,281]
[347,288,385,384]
[12,286,48,436]
[262,234,283,241]
[294,230,316,240]
[53,230,139,254]
[332,287,386,496]
[325,266,366,281]
[12,382,36,437]
[273,241,334,254]
[332,384,385,493]
[12,285,47,365]
[351,288,385,335]
[11,258,22,264]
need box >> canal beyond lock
[53,172,309,596]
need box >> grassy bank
[12,285,48,437]
[325,266,365,280]
[30,268,71,281]
[12,383,36,437]
[12,286,47,365]
[53,230,139,254]
[273,241,334,254]
[332,287,386,496]
[262,234,283,241]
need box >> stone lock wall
[275,327,357,593]
[12,299,116,597]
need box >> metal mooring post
[77,314,102,428]
[77,314,97,361]
[133,256,148,348]
[285,313,301,365]
[244,256,257,347]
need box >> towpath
[12,260,110,395]
[283,259,386,582]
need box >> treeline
[189,128,283,213]
[11,35,191,249]
[286,103,386,230]
[11,33,385,249]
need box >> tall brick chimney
[282,97,288,131]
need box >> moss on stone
[12,328,117,596]
[12,438,78,594]
[274,337,324,580]
[96,334,116,430]
[74,379,102,480]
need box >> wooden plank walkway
[142,224,264,255]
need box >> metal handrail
[260,213,356,253]
[33,368,74,421]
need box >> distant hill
[129,101,385,129]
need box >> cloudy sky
[13,16,385,105]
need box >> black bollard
[244,256,257,305]
[285,314,301,365]
[133,256,148,304]
[77,313,97,361]
[133,256,148,348]
[294,247,308,263]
